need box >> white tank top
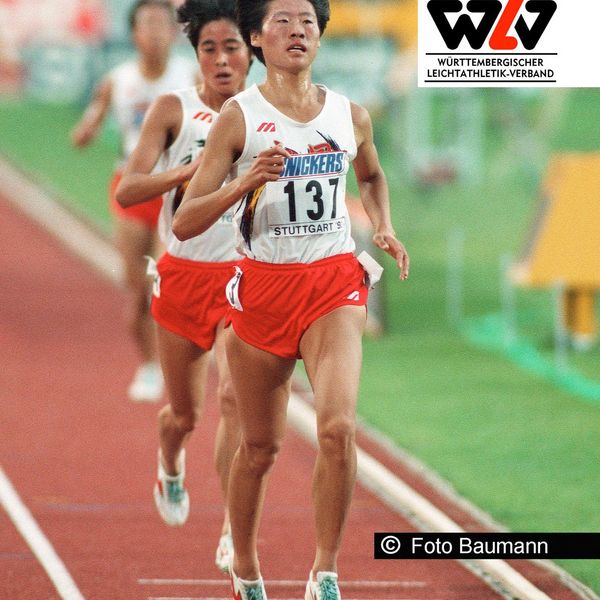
[158,87,239,262]
[110,56,196,162]
[231,84,357,264]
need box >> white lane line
[138,579,425,588]
[0,158,122,285]
[287,394,551,600]
[147,598,433,600]
[0,466,85,600]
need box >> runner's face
[132,6,176,61]
[197,19,250,96]
[253,0,320,71]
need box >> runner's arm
[115,93,198,207]
[352,102,410,280]
[172,100,290,240]
[70,77,112,148]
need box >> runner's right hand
[241,145,291,191]
[178,154,205,183]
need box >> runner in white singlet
[174,1,409,599]
[114,0,251,575]
[70,0,196,403]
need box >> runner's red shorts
[151,253,239,351]
[227,253,368,359]
[109,171,162,229]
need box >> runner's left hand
[373,231,409,281]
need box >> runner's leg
[213,322,240,532]
[156,325,209,475]
[299,305,366,574]
[114,215,158,364]
[226,331,295,580]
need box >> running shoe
[305,571,341,600]
[153,449,189,526]
[128,361,164,403]
[230,561,267,600]
[215,530,234,574]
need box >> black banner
[374,532,600,560]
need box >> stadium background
[1,0,599,593]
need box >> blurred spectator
[71,0,107,43]
[0,0,106,46]
[0,5,24,95]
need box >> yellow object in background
[329,0,417,49]
[512,153,600,347]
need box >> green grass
[1,92,600,592]
[0,99,117,232]
[367,89,600,590]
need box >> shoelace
[165,480,185,503]
[244,584,264,600]
[319,576,340,600]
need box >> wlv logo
[427,0,557,50]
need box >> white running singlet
[110,56,196,162]
[231,84,357,264]
[158,87,238,262]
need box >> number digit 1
[284,181,296,222]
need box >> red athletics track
[0,194,587,600]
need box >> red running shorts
[151,253,239,351]
[109,171,162,229]
[227,253,368,359]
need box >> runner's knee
[162,404,199,434]
[174,412,198,434]
[318,415,356,458]
[241,439,281,475]
[217,378,237,420]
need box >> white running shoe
[153,449,189,526]
[215,530,234,575]
[305,571,341,600]
[128,361,164,403]
[230,561,267,600]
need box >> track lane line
[0,466,85,600]
[0,157,121,284]
[138,578,426,588]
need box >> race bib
[266,151,348,238]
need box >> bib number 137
[283,177,340,222]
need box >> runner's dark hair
[128,0,177,31]
[178,0,238,48]
[236,0,330,64]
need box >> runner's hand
[241,145,290,191]
[70,122,95,148]
[178,154,204,183]
[373,230,410,281]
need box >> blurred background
[1,0,599,592]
